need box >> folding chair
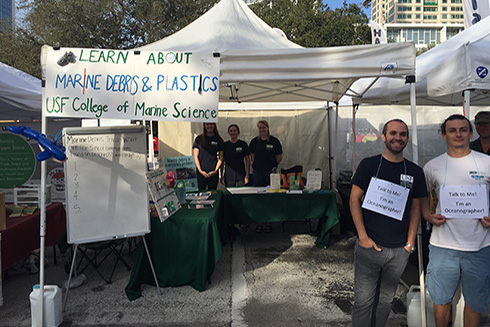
[76,239,131,284]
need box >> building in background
[372,0,464,48]
[0,0,14,31]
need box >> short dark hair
[382,119,409,138]
[440,114,472,135]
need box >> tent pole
[40,114,47,326]
[463,90,471,118]
[39,45,49,325]
[332,101,339,191]
[409,80,418,165]
[453,90,470,327]
[408,77,427,327]
[352,105,356,173]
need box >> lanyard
[443,151,480,187]
[375,155,407,189]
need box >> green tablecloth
[125,191,224,301]
[224,189,339,248]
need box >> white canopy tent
[351,15,490,107]
[139,0,417,188]
[0,62,42,121]
[139,0,416,104]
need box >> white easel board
[63,125,149,244]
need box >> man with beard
[349,119,428,327]
[422,114,490,327]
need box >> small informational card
[186,192,211,201]
[164,156,198,192]
[306,170,322,190]
[188,200,215,209]
[439,184,488,219]
[362,177,409,221]
[146,168,181,223]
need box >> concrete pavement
[1,221,489,326]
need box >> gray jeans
[351,239,410,327]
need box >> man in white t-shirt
[423,114,490,327]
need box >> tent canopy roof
[139,0,416,103]
[0,62,42,121]
[352,15,490,106]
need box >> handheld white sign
[362,177,410,221]
[439,184,488,219]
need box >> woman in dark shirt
[192,123,224,190]
[249,120,283,233]
[249,120,283,187]
[221,124,250,187]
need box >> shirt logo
[211,141,218,146]
[266,144,273,150]
[236,147,242,153]
[400,174,414,189]
[469,170,484,180]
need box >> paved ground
[1,221,489,326]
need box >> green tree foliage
[0,0,371,78]
[323,2,371,46]
[252,0,371,47]
[0,0,217,77]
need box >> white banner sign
[362,177,410,221]
[42,47,220,122]
[439,184,488,218]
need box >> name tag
[362,177,410,221]
[439,184,488,219]
[236,147,242,153]
[400,174,414,188]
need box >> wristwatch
[406,243,416,253]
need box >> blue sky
[324,0,372,19]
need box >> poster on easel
[164,156,198,192]
[146,167,181,223]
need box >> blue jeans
[352,239,410,327]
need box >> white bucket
[30,284,63,327]
[407,285,436,327]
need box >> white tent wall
[0,62,42,121]
[334,104,490,179]
[157,108,330,188]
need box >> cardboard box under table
[125,191,224,300]
[224,188,339,248]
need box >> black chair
[75,239,131,284]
